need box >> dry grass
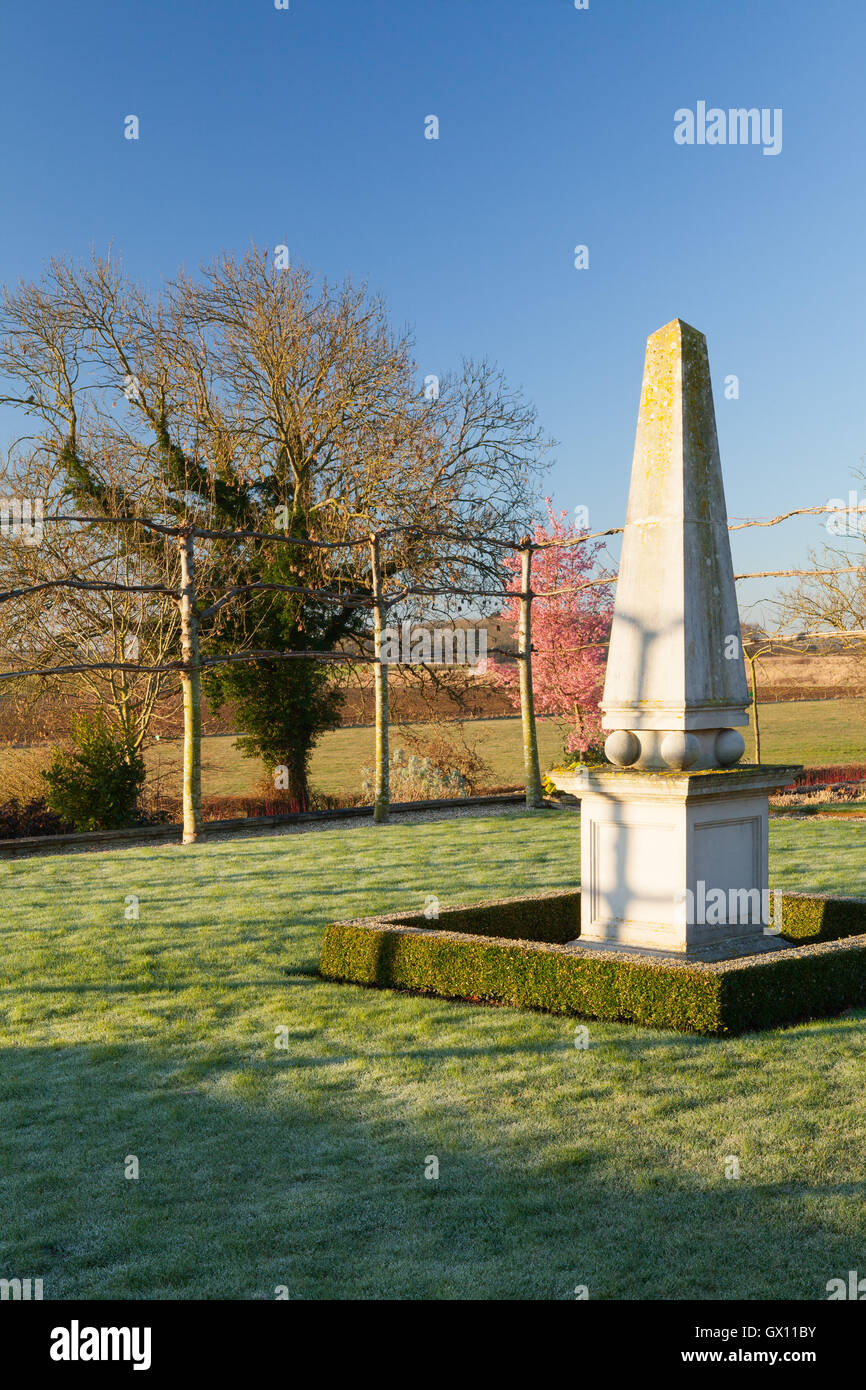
[0,746,54,803]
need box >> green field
[1,810,865,1299]
[149,697,866,801]
[745,697,866,767]
[3,698,864,807]
[147,715,572,799]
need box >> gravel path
[3,799,559,860]
[193,799,550,847]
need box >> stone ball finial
[660,732,701,771]
[715,728,746,767]
[605,730,640,767]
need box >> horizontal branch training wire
[1,503,861,680]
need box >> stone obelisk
[551,320,799,954]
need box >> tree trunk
[178,531,203,844]
[518,539,543,808]
[370,534,390,824]
[274,746,309,813]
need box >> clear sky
[1,0,864,620]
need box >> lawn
[1,810,865,1299]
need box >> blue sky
[1,0,864,620]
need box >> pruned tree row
[0,250,863,841]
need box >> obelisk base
[548,765,801,955]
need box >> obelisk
[603,318,750,773]
[550,320,800,954]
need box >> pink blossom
[492,500,613,756]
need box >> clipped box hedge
[318,889,866,1036]
[776,891,866,943]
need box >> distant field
[141,717,570,800]
[2,699,864,805]
[744,698,866,767]
[146,698,866,800]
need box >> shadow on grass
[0,978,319,995]
[0,1038,859,1301]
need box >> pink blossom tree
[493,501,613,759]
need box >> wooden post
[746,644,769,765]
[178,529,203,844]
[518,537,543,808]
[369,533,390,824]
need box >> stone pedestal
[549,765,800,953]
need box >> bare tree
[741,628,774,764]
[0,248,550,821]
[774,477,866,653]
[0,448,180,754]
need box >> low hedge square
[318,889,866,1036]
